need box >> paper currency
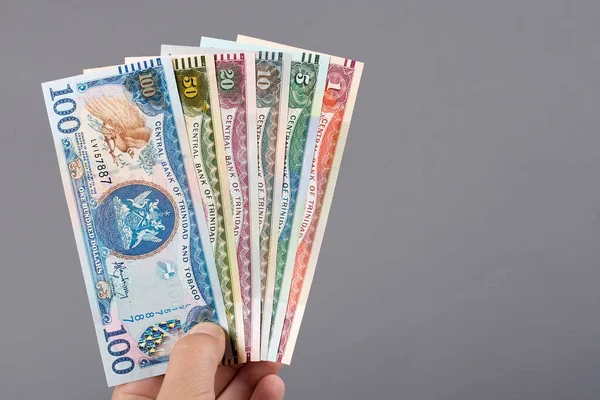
[43,33,365,384]
[227,39,330,361]
[197,41,330,361]
[200,37,293,360]
[238,35,363,363]
[42,57,227,385]
[122,54,247,363]
[211,52,260,361]
[170,55,246,363]
[161,46,261,360]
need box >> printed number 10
[257,70,271,90]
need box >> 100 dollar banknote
[238,35,364,363]
[200,37,293,360]
[42,57,227,385]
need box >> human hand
[112,323,285,400]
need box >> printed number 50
[183,76,199,98]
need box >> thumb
[157,322,226,400]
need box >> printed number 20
[219,69,235,90]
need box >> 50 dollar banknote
[42,57,228,385]
[162,46,261,360]
[171,55,245,364]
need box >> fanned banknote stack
[42,35,363,386]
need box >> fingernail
[189,322,224,338]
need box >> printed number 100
[103,325,135,375]
[139,72,156,98]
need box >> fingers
[112,327,284,400]
[214,364,244,396]
[157,322,226,400]
[249,375,285,400]
[112,376,164,400]
[217,362,284,400]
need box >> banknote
[234,37,330,361]
[42,57,227,385]
[238,36,364,363]
[200,37,292,360]
[124,54,247,363]
[170,55,245,363]
[211,52,260,361]
[161,46,261,360]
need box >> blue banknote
[42,57,228,386]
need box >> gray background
[1,0,599,399]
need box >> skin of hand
[112,323,285,400]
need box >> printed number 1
[326,79,341,91]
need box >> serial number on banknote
[122,304,191,323]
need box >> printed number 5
[295,72,311,85]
